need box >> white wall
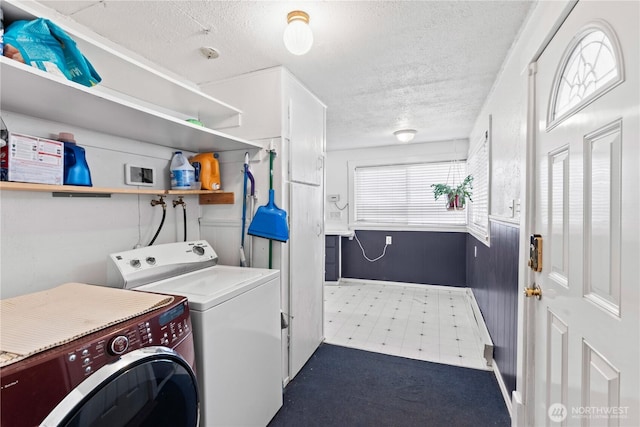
[468,0,576,220]
[325,139,468,230]
[0,111,202,298]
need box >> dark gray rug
[268,343,510,427]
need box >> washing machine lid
[137,265,280,311]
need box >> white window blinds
[354,161,467,226]
[467,132,489,238]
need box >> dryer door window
[42,348,198,427]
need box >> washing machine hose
[172,197,188,242]
[148,202,167,246]
[182,203,187,242]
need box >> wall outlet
[329,211,341,219]
[474,245,477,258]
[386,236,392,245]
[328,194,340,202]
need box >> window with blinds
[467,132,489,238]
[354,161,467,226]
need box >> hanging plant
[431,174,474,210]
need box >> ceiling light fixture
[394,129,417,143]
[283,10,313,55]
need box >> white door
[531,1,639,426]
[288,181,325,379]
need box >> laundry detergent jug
[189,152,220,190]
[59,132,92,186]
[170,151,195,190]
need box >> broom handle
[268,149,275,269]
[269,150,274,190]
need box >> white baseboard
[493,361,513,418]
[282,375,290,388]
[511,390,525,427]
[339,278,469,293]
[466,289,511,418]
[466,289,494,367]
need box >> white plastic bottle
[170,151,195,190]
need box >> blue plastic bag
[4,18,101,87]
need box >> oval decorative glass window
[550,25,623,126]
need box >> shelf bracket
[52,192,111,198]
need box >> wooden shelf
[0,181,234,203]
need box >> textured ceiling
[40,0,535,151]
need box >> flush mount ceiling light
[394,129,417,143]
[283,10,313,55]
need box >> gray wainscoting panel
[467,221,519,395]
[341,230,467,286]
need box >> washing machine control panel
[63,297,192,384]
[107,240,218,289]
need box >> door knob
[524,283,542,300]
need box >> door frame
[515,2,578,426]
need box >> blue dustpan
[248,189,289,242]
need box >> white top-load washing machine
[107,240,283,427]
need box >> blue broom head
[248,189,290,242]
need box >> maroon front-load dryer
[0,292,199,427]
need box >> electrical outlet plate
[328,194,340,202]
[386,236,392,245]
[125,164,155,186]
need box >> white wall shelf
[1,0,260,153]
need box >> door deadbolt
[524,283,542,300]
[528,234,542,272]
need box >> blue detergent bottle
[59,132,92,186]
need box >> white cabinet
[287,80,325,186]
[201,67,326,383]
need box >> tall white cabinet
[201,67,326,383]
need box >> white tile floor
[324,280,491,370]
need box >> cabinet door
[289,181,324,379]
[288,88,325,186]
[324,235,339,281]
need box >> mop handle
[241,153,249,247]
[268,149,275,269]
